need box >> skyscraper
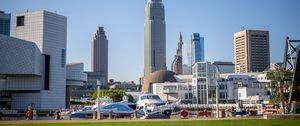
[171,32,183,75]
[187,33,204,73]
[234,29,270,73]
[144,0,167,76]
[91,26,108,86]
[0,11,10,36]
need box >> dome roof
[142,70,177,93]
[147,70,177,83]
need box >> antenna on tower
[263,26,266,29]
[241,26,245,31]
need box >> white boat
[137,94,165,110]
[70,97,134,118]
[136,94,178,118]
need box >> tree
[126,94,134,102]
[267,67,293,114]
[92,89,131,102]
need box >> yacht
[137,94,165,110]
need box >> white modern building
[66,63,87,108]
[149,71,192,103]
[0,10,85,111]
[148,62,271,105]
[192,62,219,104]
[218,73,270,104]
[212,61,235,74]
[191,62,271,105]
[151,82,192,103]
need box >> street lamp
[96,80,101,120]
[214,67,220,118]
[216,84,219,118]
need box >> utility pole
[97,80,101,120]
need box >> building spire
[172,32,183,75]
[179,32,182,43]
[177,32,183,56]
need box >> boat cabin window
[141,95,160,100]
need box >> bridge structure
[283,37,300,103]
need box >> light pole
[97,80,101,120]
[216,84,219,118]
[214,67,220,118]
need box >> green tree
[126,94,134,102]
[267,67,293,114]
[92,89,129,102]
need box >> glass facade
[187,33,204,73]
[61,49,66,67]
[192,62,218,104]
[0,12,11,36]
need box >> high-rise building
[171,32,183,75]
[0,11,10,36]
[144,0,167,76]
[188,33,205,65]
[187,33,204,74]
[234,30,270,73]
[91,26,108,86]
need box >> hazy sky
[1,0,300,83]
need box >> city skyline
[1,0,300,83]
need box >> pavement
[0,117,263,124]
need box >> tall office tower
[14,10,67,109]
[171,32,183,75]
[0,11,10,35]
[234,30,270,73]
[144,0,167,76]
[91,26,108,86]
[187,33,204,73]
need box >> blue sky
[1,0,300,83]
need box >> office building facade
[91,26,108,86]
[234,30,270,73]
[0,11,10,35]
[187,33,204,74]
[144,0,167,76]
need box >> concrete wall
[0,34,42,75]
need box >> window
[220,92,226,99]
[61,49,66,67]
[44,55,50,90]
[16,16,24,26]
[219,85,225,90]
[163,86,176,91]
[141,95,160,100]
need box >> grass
[1,119,300,126]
